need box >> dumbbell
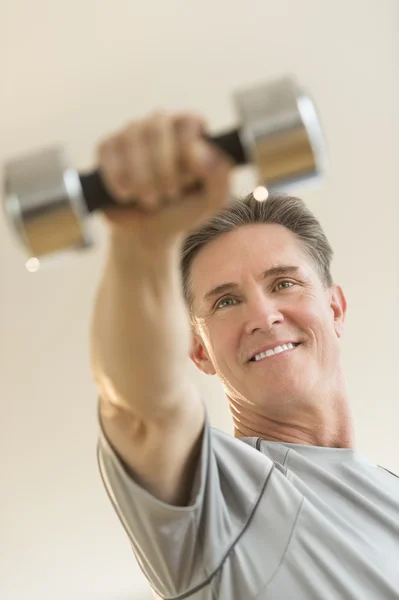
[3,76,327,269]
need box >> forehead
[190,223,313,307]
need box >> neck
[229,389,355,449]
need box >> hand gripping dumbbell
[3,76,327,268]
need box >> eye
[275,279,295,291]
[215,296,238,310]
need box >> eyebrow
[202,265,300,304]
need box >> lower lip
[249,344,300,364]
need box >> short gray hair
[180,192,334,314]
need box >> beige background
[1,1,398,599]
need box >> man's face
[189,223,346,414]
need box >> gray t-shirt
[97,411,399,599]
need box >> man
[91,112,399,599]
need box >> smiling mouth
[249,343,301,362]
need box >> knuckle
[189,114,207,132]
[151,110,169,124]
[176,117,205,146]
[122,121,141,143]
[145,111,171,138]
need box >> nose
[244,290,284,335]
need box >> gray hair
[180,192,334,314]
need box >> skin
[189,222,355,449]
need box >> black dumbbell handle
[79,128,247,213]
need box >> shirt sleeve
[97,408,274,598]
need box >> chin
[255,373,313,401]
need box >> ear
[329,284,347,338]
[189,333,216,375]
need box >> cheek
[207,317,241,364]
[295,298,331,330]
[299,303,339,356]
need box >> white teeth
[252,342,296,362]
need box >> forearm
[92,231,193,420]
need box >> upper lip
[247,341,300,362]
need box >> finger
[97,134,133,204]
[175,113,227,183]
[144,112,179,202]
[173,114,208,188]
[174,113,207,143]
[122,121,158,209]
[202,149,233,213]
[183,138,227,183]
[159,155,232,235]
[167,146,232,231]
